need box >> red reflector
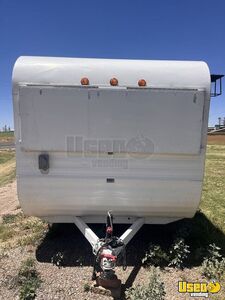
[138,79,147,87]
[110,78,118,86]
[81,77,89,85]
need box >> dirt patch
[0,181,19,218]
[207,134,225,145]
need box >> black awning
[211,74,224,83]
[211,74,224,97]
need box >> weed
[2,213,21,224]
[168,238,190,269]
[18,258,37,281]
[18,234,40,247]
[21,218,46,232]
[19,279,39,300]
[126,267,166,300]
[18,258,41,300]
[51,251,64,267]
[18,218,47,247]
[142,238,190,269]
[142,244,169,267]
[202,243,225,280]
[0,223,15,242]
[83,283,90,292]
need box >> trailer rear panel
[13,57,211,223]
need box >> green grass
[0,150,16,187]
[173,144,225,263]
[0,131,14,138]
[0,131,14,145]
[0,213,47,249]
[0,214,25,243]
[2,214,20,224]
[200,145,225,234]
[18,218,48,247]
[0,223,15,242]
[0,151,15,164]
[0,167,16,187]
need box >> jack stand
[96,272,121,289]
[90,281,122,299]
[74,212,144,297]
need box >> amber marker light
[81,77,89,85]
[110,78,118,86]
[138,79,147,87]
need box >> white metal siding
[19,86,204,154]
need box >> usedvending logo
[178,280,221,298]
[66,134,154,159]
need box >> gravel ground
[1,245,220,300]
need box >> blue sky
[0,0,224,129]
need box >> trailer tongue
[75,211,144,292]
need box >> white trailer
[13,56,211,223]
[12,56,211,289]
